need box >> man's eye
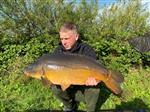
[60,38,69,40]
[65,38,68,40]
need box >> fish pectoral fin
[61,84,70,91]
[41,77,53,86]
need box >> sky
[72,0,150,11]
[101,0,150,11]
[74,0,117,7]
[141,0,150,11]
[100,0,150,11]
[97,0,117,7]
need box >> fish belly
[44,67,96,85]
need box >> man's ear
[75,34,79,40]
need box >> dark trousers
[51,83,111,112]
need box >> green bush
[0,0,150,111]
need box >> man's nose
[62,40,67,45]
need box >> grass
[101,67,150,110]
[0,60,150,112]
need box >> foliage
[0,62,149,111]
[0,34,58,77]
[97,0,150,40]
[0,0,99,43]
[0,0,150,111]
[0,0,57,42]
[0,70,62,112]
[90,38,142,73]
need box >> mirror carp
[24,53,124,95]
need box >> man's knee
[84,88,101,111]
[51,85,63,96]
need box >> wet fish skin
[24,53,124,95]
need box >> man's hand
[85,77,99,86]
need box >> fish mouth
[24,70,35,77]
[23,70,43,80]
[23,71,32,81]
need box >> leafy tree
[0,0,99,43]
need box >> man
[50,22,110,112]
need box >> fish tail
[110,70,124,83]
[104,70,124,95]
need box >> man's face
[59,30,79,50]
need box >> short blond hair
[59,22,78,33]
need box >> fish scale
[24,53,124,95]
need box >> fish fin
[61,84,70,91]
[105,78,122,95]
[41,77,53,87]
[110,70,124,83]
[105,71,124,95]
